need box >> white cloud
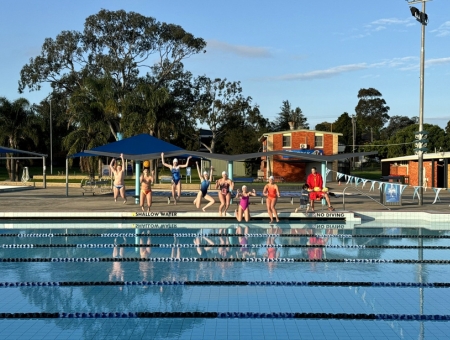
[431,21,450,37]
[275,64,367,81]
[370,18,411,26]
[427,57,450,66]
[206,39,272,58]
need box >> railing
[342,186,391,211]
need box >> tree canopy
[355,88,390,141]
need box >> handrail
[342,186,391,211]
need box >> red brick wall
[263,131,336,182]
[404,161,433,187]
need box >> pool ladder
[342,186,391,211]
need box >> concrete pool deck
[1,183,450,224]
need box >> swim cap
[222,171,227,175]
[143,160,150,168]
[203,171,208,176]
[269,176,274,180]
[242,185,247,190]
[173,158,178,163]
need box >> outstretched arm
[262,184,269,197]
[195,161,202,179]
[109,158,115,172]
[160,153,171,168]
[250,189,257,197]
[209,166,214,182]
[120,153,124,168]
[151,170,155,184]
[179,156,192,168]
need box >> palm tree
[64,84,113,176]
[0,97,38,181]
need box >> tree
[330,112,354,152]
[380,115,418,140]
[193,77,254,153]
[386,123,445,158]
[355,88,390,142]
[0,97,39,180]
[19,9,206,139]
[274,100,309,131]
[315,122,332,132]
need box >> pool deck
[0,183,450,224]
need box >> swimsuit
[200,179,210,197]
[239,195,250,211]
[220,182,230,195]
[240,237,249,253]
[171,167,181,185]
[267,186,277,199]
[141,189,151,195]
[267,247,276,259]
[114,185,123,189]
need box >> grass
[351,169,382,180]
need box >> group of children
[109,155,333,218]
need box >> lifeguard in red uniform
[306,167,334,212]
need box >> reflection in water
[1,222,449,340]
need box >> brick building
[259,128,343,182]
[382,153,450,188]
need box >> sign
[102,165,110,177]
[186,167,191,176]
[282,149,323,159]
[385,183,400,204]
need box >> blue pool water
[0,220,450,339]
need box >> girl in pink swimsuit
[235,185,257,222]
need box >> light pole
[407,0,430,206]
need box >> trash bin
[380,182,402,206]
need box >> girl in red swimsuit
[263,176,280,223]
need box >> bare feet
[123,200,127,204]
[202,207,206,212]
[141,206,144,212]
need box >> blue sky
[1,0,450,130]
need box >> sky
[1,0,450,131]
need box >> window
[315,134,323,148]
[282,134,291,148]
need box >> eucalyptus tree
[0,97,39,180]
[193,77,256,153]
[355,88,390,142]
[19,9,206,140]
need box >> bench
[233,177,254,183]
[380,176,408,184]
[159,176,173,184]
[80,177,112,195]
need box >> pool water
[0,220,450,339]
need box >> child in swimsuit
[110,153,127,204]
[139,163,154,212]
[161,152,192,204]
[235,185,257,222]
[193,162,215,211]
[263,176,280,223]
[215,171,234,216]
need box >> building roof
[0,146,47,158]
[259,129,343,141]
[382,152,450,162]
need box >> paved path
[0,184,448,214]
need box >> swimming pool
[0,220,449,339]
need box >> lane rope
[0,311,448,320]
[0,280,448,288]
